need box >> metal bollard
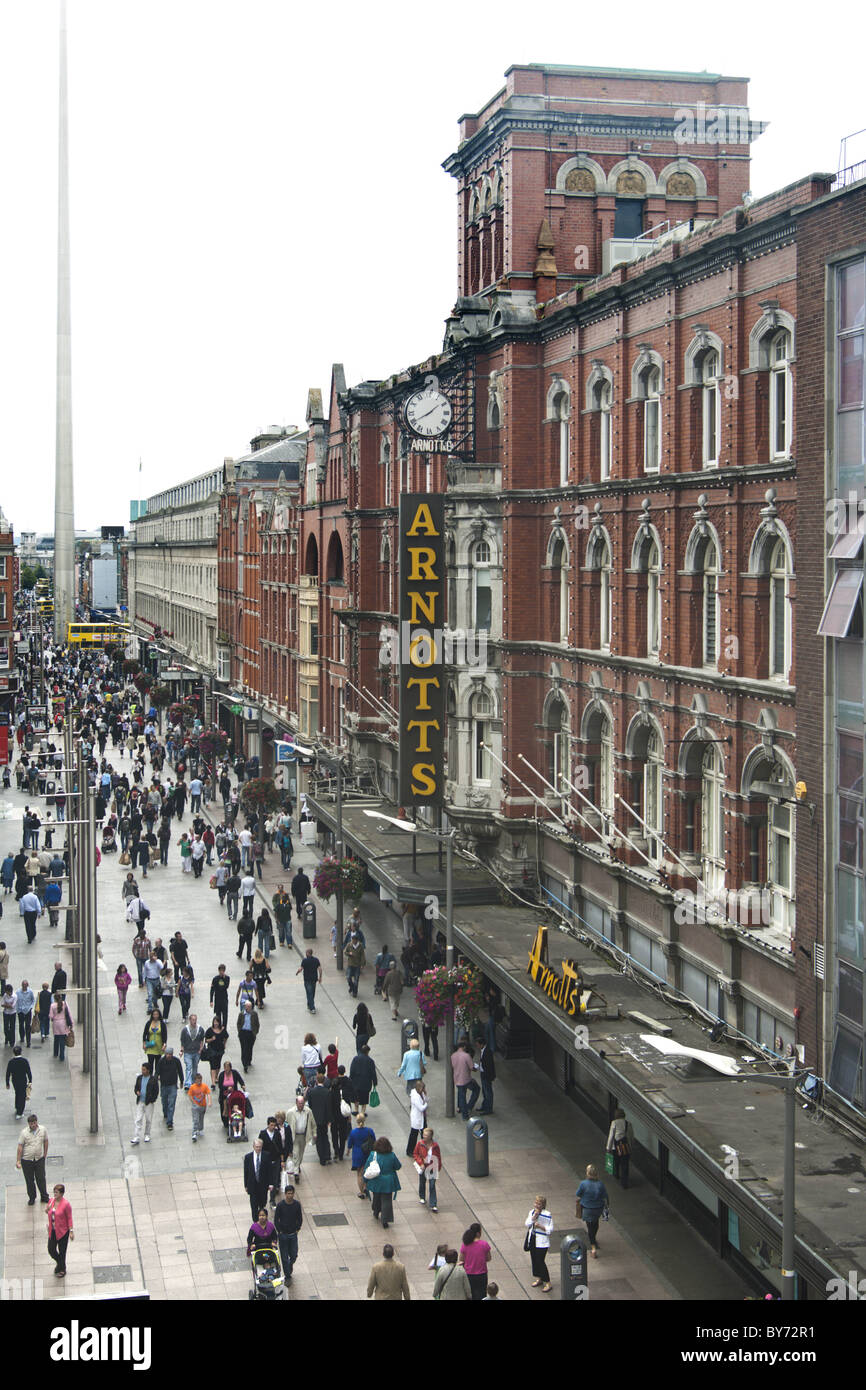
[559,1233,588,1300]
[466,1117,489,1177]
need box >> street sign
[275,740,294,763]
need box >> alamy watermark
[674,885,772,928]
[379,623,488,673]
[674,103,755,146]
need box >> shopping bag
[368,1088,380,1109]
[604,1150,616,1176]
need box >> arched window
[701,743,725,895]
[473,540,492,632]
[639,364,662,473]
[326,533,344,584]
[769,330,793,459]
[550,537,568,643]
[630,724,664,863]
[692,534,720,666]
[546,693,569,795]
[588,532,612,650]
[552,386,570,484]
[769,538,791,680]
[593,378,612,480]
[471,687,494,784]
[635,533,661,656]
[380,536,392,613]
[381,437,392,507]
[700,350,720,467]
[743,750,796,934]
[304,532,319,579]
[584,706,614,831]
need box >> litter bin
[302,901,317,939]
[466,1117,489,1177]
[560,1233,588,1300]
[401,1018,419,1055]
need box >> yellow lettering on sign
[410,763,437,796]
[405,504,440,537]
[408,591,438,624]
[527,925,548,983]
[405,676,440,709]
[409,632,437,667]
[406,719,440,753]
[407,547,438,581]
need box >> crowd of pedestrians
[2,628,627,1300]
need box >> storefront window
[727,1211,783,1294]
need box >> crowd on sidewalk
[3,626,633,1298]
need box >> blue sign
[275,740,295,764]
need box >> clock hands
[412,400,447,424]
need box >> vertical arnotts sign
[399,494,445,806]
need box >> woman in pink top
[115,964,133,1014]
[47,1182,74,1277]
[459,1222,491,1300]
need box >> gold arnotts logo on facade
[527,924,585,1018]
[398,494,445,806]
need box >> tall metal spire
[53,0,75,644]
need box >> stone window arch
[632,526,662,657]
[470,685,495,784]
[658,160,708,198]
[580,699,615,831]
[547,531,569,644]
[625,714,665,863]
[556,156,606,194]
[547,377,571,484]
[586,528,613,650]
[543,689,571,796]
[605,157,659,196]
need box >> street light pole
[444,828,455,1118]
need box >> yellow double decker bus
[66,622,130,647]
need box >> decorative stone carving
[666,172,696,197]
[565,167,596,194]
[616,170,646,196]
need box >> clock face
[404,387,452,438]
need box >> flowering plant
[414,964,485,1027]
[240,777,281,820]
[312,856,367,903]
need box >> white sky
[0,0,862,534]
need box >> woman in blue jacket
[363,1137,402,1230]
[575,1163,610,1259]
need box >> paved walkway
[0,743,745,1300]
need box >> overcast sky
[0,0,862,534]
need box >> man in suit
[366,1244,411,1301]
[478,1040,496,1115]
[243,1138,274,1222]
[259,1116,286,1205]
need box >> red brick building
[215,64,863,1084]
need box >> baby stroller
[225,1088,248,1143]
[249,1244,285,1300]
[101,825,118,854]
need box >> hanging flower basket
[239,777,281,819]
[312,855,367,903]
[414,964,485,1028]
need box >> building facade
[0,510,17,742]
[796,177,866,1111]
[127,467,223,714]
